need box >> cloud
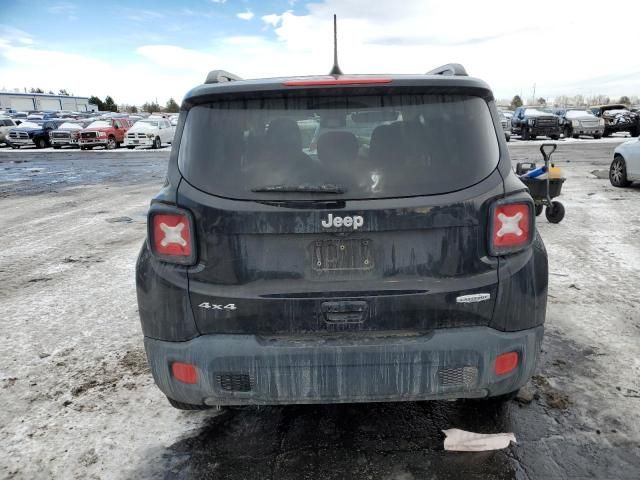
[0,38,202,104]
[257,0,640,99]
[136,45,218,70]
[237,9,255,21]
[261,14,282,27]
[0,25,34,45]
[48,2,76,15]
[211,0,227,3]
[2,0,640,104]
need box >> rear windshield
[178,93,499,199]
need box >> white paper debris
[442,429,516,452]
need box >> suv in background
[511,107,560,140]
[137,66,548,410]
[589,104,639,137]
[7,119,66,148]
[0,117,19,146]
[78,118,132,150]
[554,109,604,139]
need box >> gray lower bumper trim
[144,326,544,406]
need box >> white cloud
[237,9,255,21]
[0,39,202,104]
[211,0,227,3]
[0,25,34,45]
[136,45,218,71]
[3,0,640,104]
[261,14,282,27]
[255,0,640,99]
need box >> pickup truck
[78,118,133,150]
[0,117,19,145]
[49,120,91,148]
[123,118,174,149]
[511,107,561,140]
[7,119,66,148]
[554,109,604,139]
[589,104,640,137]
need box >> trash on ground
[442,428,516,452]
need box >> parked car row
[0,112,178,150]
[502,104,640,141]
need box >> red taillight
[171,362,198,384]
[490,202,532,255]
[495,352,519,375]
[149,208,195,264]
[283,77,392,86]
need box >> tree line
[89,96,180,114]
[507,94,638,110]
[21,88,180,113]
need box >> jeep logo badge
[321,213,364,230]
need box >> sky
[1,0,640,105]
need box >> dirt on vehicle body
[137,66,548,410]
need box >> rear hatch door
[177,88,504,335]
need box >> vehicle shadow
[146,400,524,480]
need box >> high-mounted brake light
[148,207,196,265]
[283,78,392,86]
[489,202,533,255]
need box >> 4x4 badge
[456,293,491,304]
[198,302,237,310]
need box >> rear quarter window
[178,92,500,200]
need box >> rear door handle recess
[321,301,368,324]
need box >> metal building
[0,92,95,112]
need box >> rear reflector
[495,352,519,375]
[490,202,532,255]
[283,78,392,86]
[172,362,198,384]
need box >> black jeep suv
[136,65,548,409]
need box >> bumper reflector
[495,352,519,376]
[171,362,198,384]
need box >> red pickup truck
[78,118,133,150]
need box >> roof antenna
[329,14,343,76]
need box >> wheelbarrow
[516,143,566,224]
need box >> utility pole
[532,83,536,104]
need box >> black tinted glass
[178,93,499,199]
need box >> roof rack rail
[204,70,242,84]
[426,63,468,77]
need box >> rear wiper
[251,184,346,194]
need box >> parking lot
[1,139,639,479]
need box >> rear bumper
[144,325,543,406]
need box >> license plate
[133,140,139,144]
[311,239,373,271]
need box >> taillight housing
[147,205,196,265]
[489,199,534,256]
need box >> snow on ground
[0,144,639,479]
